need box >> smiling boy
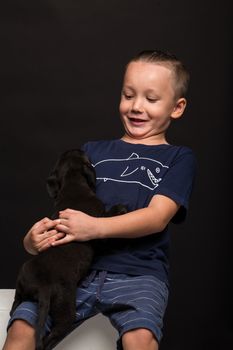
[4,50,196,350]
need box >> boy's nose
[131,98,143,113]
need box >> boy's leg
[98,273,168,350]
[2,300,51,350]
[2,319,35,350]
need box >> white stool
[0,289,118,349]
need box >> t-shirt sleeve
[155,148,197,223]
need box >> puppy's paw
[106,204,128,216]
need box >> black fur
[10,149,127,350]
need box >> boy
[3,50,196,350]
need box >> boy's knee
[7,319,35,340]
[122,328,158,350]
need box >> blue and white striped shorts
[8,270,169,349]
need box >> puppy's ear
[83,164,96,191]
[46,174,60,199]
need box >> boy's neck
[121,135,169,146]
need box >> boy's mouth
[128,117,147,126]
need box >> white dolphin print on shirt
[92,153,169,191]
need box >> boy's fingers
[38,243,50,252]
[43,219,60,231]
[55,224,69,234]
[51,235,69,247]
[59,208,76,217]
[55,232,66,240]
[59,211,69,219]
[33,217,49,230]
[41,229,57,238]
[38,232,66,252]
[57,218,68,225]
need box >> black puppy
[10,149,126,350]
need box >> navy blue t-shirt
[82,139,196,285]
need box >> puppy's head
[46,149,96,199]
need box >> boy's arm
[50,194,180,248]
[96,194,179,239]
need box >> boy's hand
[51,209,98,246]
[23,217,64,254]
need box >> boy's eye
[147,97,157,103]
[123,92,133,99]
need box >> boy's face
[119,61,185,145]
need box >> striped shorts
[8,270,169,349]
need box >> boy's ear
[171,98,187,120]
[83,164,96,191]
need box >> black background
[0,1,232,349]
